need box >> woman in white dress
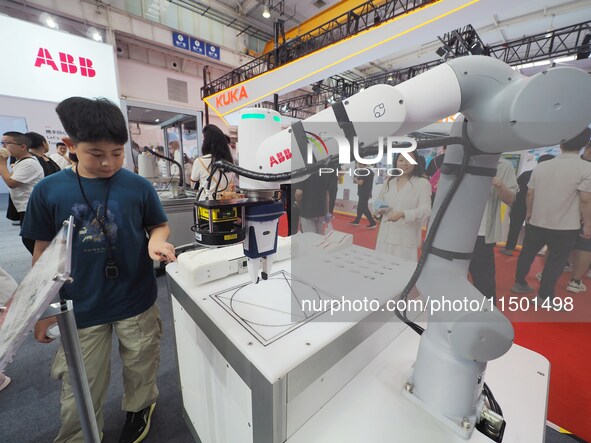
[375,151,431,261]
[190,124,235,200]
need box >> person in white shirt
[49,142,71,170]
[169,139,193,186]
[49,142,72,169]
[374,151,431,261]
[190,124,235,200]
[469,159,518,305]
[0,131,44,254]
[512,128,591,303]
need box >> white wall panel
[118,58,203,110]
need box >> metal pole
[55,300,101,443]
[202,66,210,125]
[274,20,280,67]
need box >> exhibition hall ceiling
[178,0,341,33]
[2,0,589,82]
[364,0,591,75]
[176,0,591,76]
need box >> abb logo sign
[34,48,96,77]
[269,148,292,167]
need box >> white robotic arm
[232,55,591,439]
[251,56,590,172]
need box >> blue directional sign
[190,37,205,55]
[206,43,220,60]
[172,32,189,50]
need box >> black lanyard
[75,168,118,278]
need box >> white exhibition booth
[0,14,120,193]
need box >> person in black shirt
[327,173,339,216]
[26,132,61,177]
[350,164,376,228]
[295,172,330,234]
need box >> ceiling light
[40,12,58,29]
[513,62,534,70]
[87,26,102,42]
[155,118,160,123]
[545,15,555,39]
[554,55,575,64]
[262,2,271,19]
[468,41,483,55]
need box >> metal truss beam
[265,20,591,117]
[487,20,591,65]
[202,0,437,97]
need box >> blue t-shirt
[21,168,168,328]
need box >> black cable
[212,153,342,182]
[217,171,230,193]
[143,147,184,187]
[205,169,214,198]
[192,168,217,232]
[483,383,502,415]
[213,169,223,196]
[195,185,205,201]
[193,167,217,203]
[394,137,471,333]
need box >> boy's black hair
[561,127,591,152]
[3,131,31,147]
[56,142,67,148]
[25,132,47,150]
[55,97,129,145]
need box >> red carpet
[287,212,591,441]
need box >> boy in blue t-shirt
[21,97,176,443]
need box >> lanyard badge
[105,259,119,279]
[76,169,119,279]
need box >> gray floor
[0,193,194,443]
[0,192,584,443]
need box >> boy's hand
[34,316,58,343]
[148,239,176,263]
